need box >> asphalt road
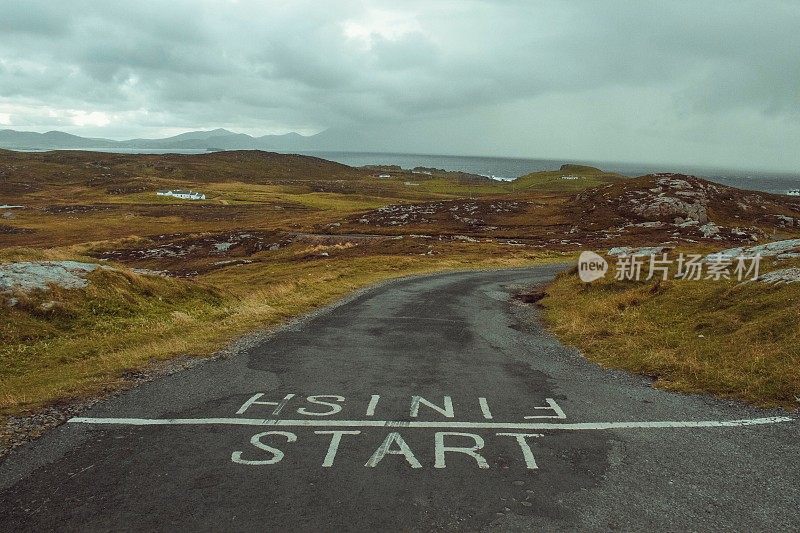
[1,265,798,532]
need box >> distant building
[560,175,581,180]
[156,189,206,200]
[377,174,391,179]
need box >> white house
[377,174,391,179]
[156,189,206,200]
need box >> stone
[608,246,671,257]
[699,223,720,238]
[709,239,800,261]
[0,261,110,293]
[754,267,800,285]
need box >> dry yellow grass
[540,262,800,408]
[0,243,564,418]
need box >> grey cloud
[0,0,73,36]
[0,0,798,170]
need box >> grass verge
[1,246,564,422]
[540,263,800,408]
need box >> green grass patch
[511,165,626,192]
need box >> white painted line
[478,397,493,419]
[67,416,794,430]
[366,395,380,417]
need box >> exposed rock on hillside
[571,173,800,245]
[608,246,671,257]
[755,267,800,284]
[629,175,710,223]
[349,199,532,229]
[92,230,292,276]
[708,238,800,260]
[0,261,109,292]
[327,173,800,250]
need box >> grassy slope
[540,262,800,408]
[0,240,564,418]
[511,164,626,192]
[1,269,223,410]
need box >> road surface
[1,266,798,531]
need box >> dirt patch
[39,204,116,214]
[133,203,273,222]
[0,224,34,235]
[92,230,292,275]
[107,184,149,195]
[513,287,547,305]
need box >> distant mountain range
[0,128,369,152]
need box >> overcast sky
[1,0,799,171]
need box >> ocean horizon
[291,151,800,195]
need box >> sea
[292,151,800,195]
[16,148,800,195]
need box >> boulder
[608,245,671,257]
[0,261,109,292]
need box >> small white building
[156,189,206,200]
[377,174,391,179]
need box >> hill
[567,172,800,244]
[0,130,118,150]
[510,164,626,191]
[0,127,359,152]
[0,149,369,193]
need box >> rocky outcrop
[608,246,671,257]
[774,214,797,227]
[755,267,800,284]
[0,261,109,292]
[351,199,528,228]
[698,222,720,238]
[571,173,800,245]
[626,175,716,224]
[708,239,800,261]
